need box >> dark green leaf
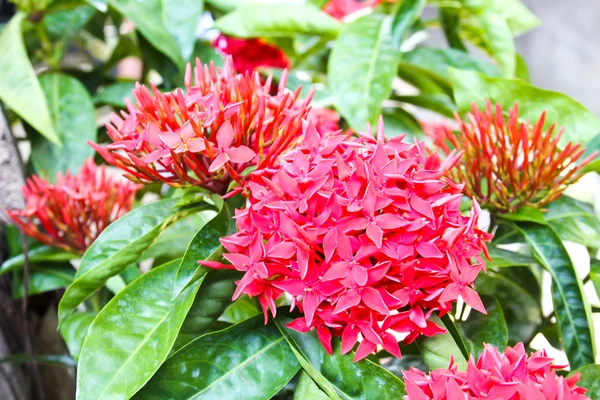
[499,206,545,224]
[58,198,210,325]
[382,108,425,139]
[173,270,240,351]
[486,246,536,268]
[440,314,470,361]
[141,214,210,261]
[76,260,202,400]
[103,33,140,72]
[219,295,261,324]
[402,47,501,80]
[0,13,58,144]
[390,0,425,49]
[392,94,455,118]
[329,13,398,131]
[162,0,204,61]
[544,196,600,248]
[513,221,595,369]
[173,201,231,297]
[108,0,184,68]
[458,297,508,357]
[43,4,96,62]
[438,7,467,51]
[294,371,330,400]
[590,259,600,300]
[0,245,76,276]
[275,317,405,400]
[572,364,600,399]
[215,4,340,38]
[417,315,468,371]
[31,72,96,180]
[0,354,76,368]
[134,316,300,400]
[60,312,96,361]
[94,81,136,108]
[12,263,74,299]
[449,69,600,145]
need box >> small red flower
[324,0,397,19]
[213,34,290,73]
[90,57,312,194]
[403,343,590,399]
[202,120,492,361]
[8,159,140,254]
[430,101,597,213]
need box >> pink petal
[226,145,256,163]
[303,290,320,327]
[159,132,182,149]
[366,223,384,248]
[322,261,350,281]
[316,326,333,355]
[460,286,487,314]
[208,152,229,172]
[410,195,435,219]
[416,241,443,258]
[361,287,390,315]
[216,120,235,148]
[333,289,361,314]
[351,265,369,287]
[267,242,296,259]
[341,324,359,354]
[186,138,206,153]
[381,333,401,358]
[353,339,377,362]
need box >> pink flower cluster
[213,34,290,73]
[9,159,140,254]
[206,121,492,361]
[90,57,312,194]
[403,343,590,400]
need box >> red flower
[90,57,312,194]
[202,121,492,361]
[213,34,290,73]
[324,0,396,19]
[8,159,140,254]
[403,343,590,399]
[307,107,341,134]
[430,101,597,213]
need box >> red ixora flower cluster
[213,34,290,73]
[403,343,590,400]
[204,121,492,361]
[324,0,397,19]
[8,159,140,254]
[430,101,597,213]
[90,57,312,194]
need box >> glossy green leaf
[500,206,546,224]
[219,295,261,324]
[60,312,96,361]
[0,354,76,368]
[392,94,455,118]
[215,4,340,38]
[108,0,184,68]
[173,202,231,297]
[486,246,536,268]
[142,214,211,262]
[544,196,600,248]
[31,73,96,180]
[76,260,202,400]
[275,318,405,400]
[418,315,468,371]
[59,198,209,325]
[494,0,540,36]
[440,314,470,361]
[514,221,595,369]
[0,245,76,276]
[382,108,425,139]
[43,4,96,62]
[572,364,600,399]
[134,316,300,400]
[590,259,600,300]
[12,263,74,299]
[0,13,59,145]
[402,47,501,80]
[449,69,600,145]
[173,270,240,351]
[438,7,467,51]
[458,297,508,357]
[329,13,398,131]
[94,81,136,108]
[162,0,204,61]
[295,371,331,400]
[475,269,542,343]
[390,0,425,49]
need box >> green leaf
[475,269,542,343]
[486,246,536,268]
[173,201,231,297]
[381,108,425,139]
[438,7,467,51]
[417,315,468,371]
[274,318,405,400]
[572,364,600,399]
[162,0,204,61]
[458,297,508,357]
[12,263,74,299]
[76,260,203,400]
[590,259,600,300]
[495,0,540,36]
[108,0,184,68]
[440,314,470,361]
[513,221,595,369]
[390,0,425,49]
[31,72,96,180]
[58,198,210,325]
[392,94,456,118]
[134,316,300,400]
[329,13,398,131]
[544,196,600,248]
[402,47,502,80]
[94,81,136,108]
[0,354,77,368]
[294,371,331,400]
[500,206,546,224]
[0,245,76,276]
[214,4,340,38]
[449,69,600,145]
[60,312,96,361]
[43,4,96,62]
[173,269,240,351]
[219,295,261,324]
[0,13,59,145]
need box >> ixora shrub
[1,0,600,399]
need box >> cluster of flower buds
[430,101,596,213]
[8,159,140,254]
[403,343,590,399]
[90,57,312,194]
[204,121,492,361]
[213,34,290,73]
